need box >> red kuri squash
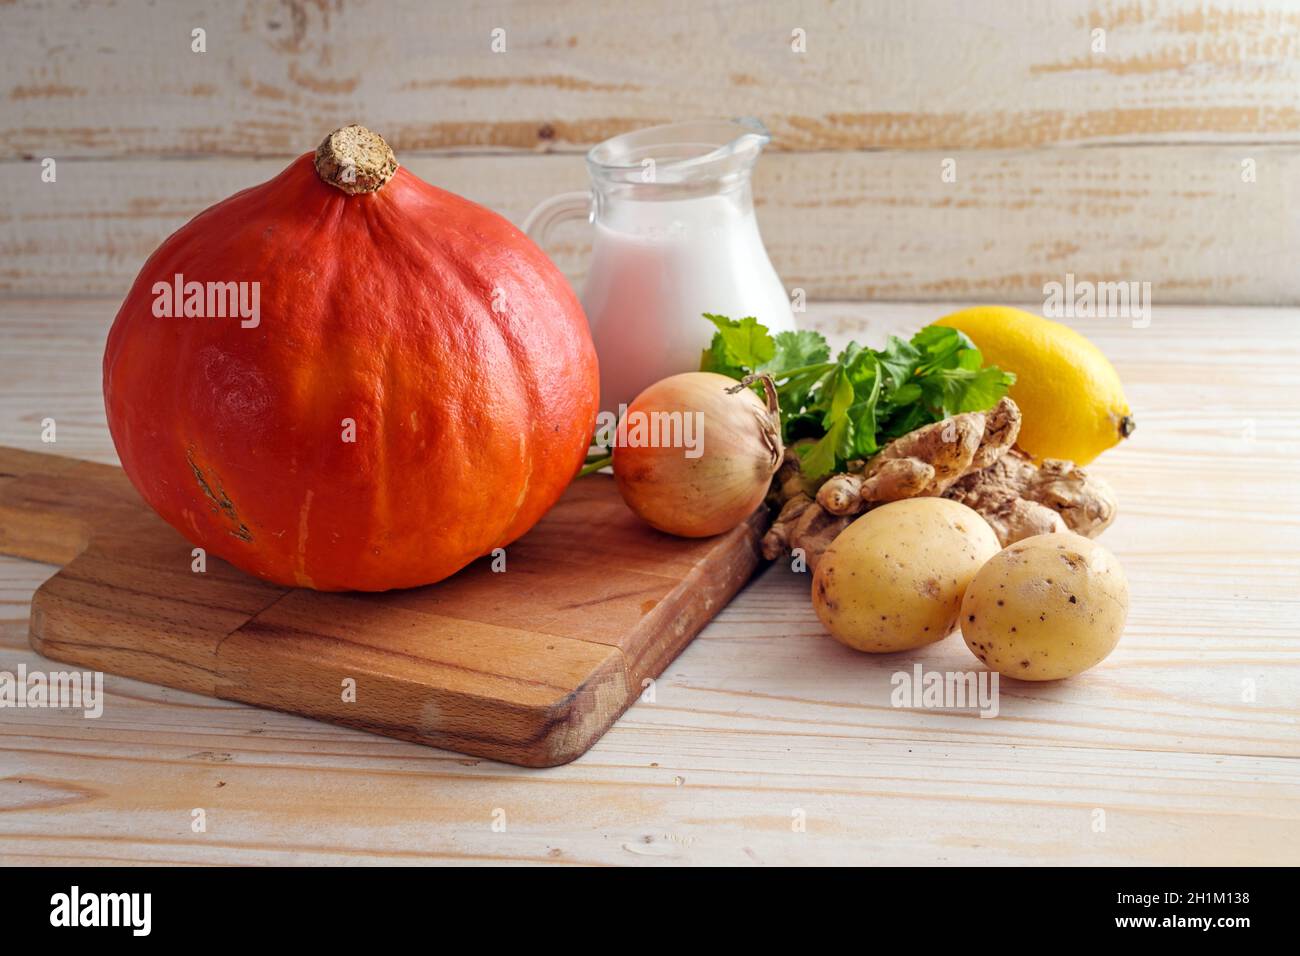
[103,125,599,591]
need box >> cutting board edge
[26,575,639,768]
[216,639,637,769]
[620,509,768,684]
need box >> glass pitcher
[524,118,796,416]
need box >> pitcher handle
[522,191,593,247]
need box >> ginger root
[945,448,1117,544]
[762,397,1118,569]
[762,451,852,573]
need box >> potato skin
[812,498,1000,652]
[960,532,1129,680]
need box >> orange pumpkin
[103,126,599,591]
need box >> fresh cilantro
[699,334,747,379]
[701,313,775,372]
[699,314,1015,479]
[876,336,922,392]
[797,416,847,479]
[764,330,830,376]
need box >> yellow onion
[613,371,783,537]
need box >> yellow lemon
[934,306,1134,465]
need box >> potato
[812,498,1000,652]
[960,532,1129,680]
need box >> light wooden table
[1,299,1297,866]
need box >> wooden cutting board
[0,447,765,767]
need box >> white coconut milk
[580,193,795,415]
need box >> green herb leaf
[699,333,748,379]
[928,364,1017,415]
[887,381,923,406]
[846,399,880,458]
[776,363,835,416]
[798,417,847,480]
[764,329,830,376]
[912,325,975,369]
[702,313,775,371]
[877,336,922,391]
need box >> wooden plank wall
[2,0,1298,303]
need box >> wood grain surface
[5,0,1299,156]
[1,298,1297,865]
[3,0,1299,303]
[5,146,1296,302]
